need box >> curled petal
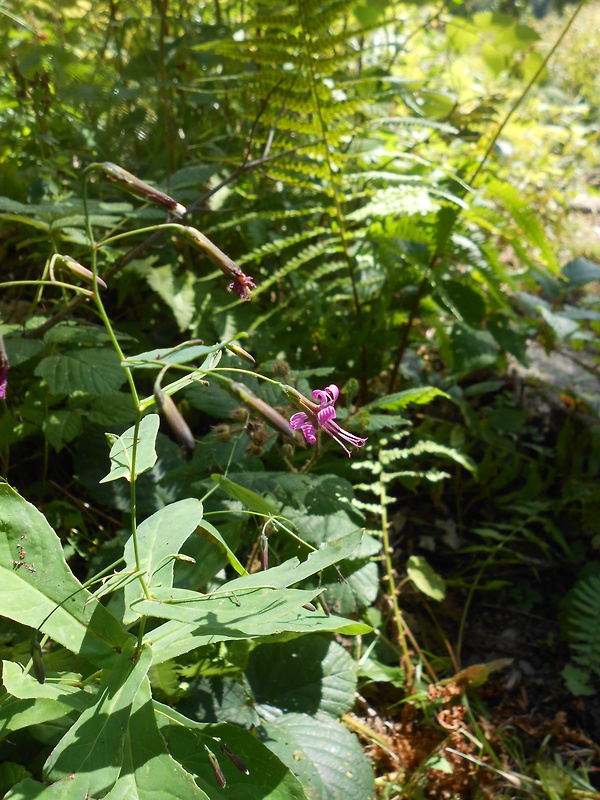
[317,405,336,426]
[290,412,309,430]
[324,384,340,403]
[299,424,317,444]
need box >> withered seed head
[101,162,186,217]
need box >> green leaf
[197,519,247,577]
[364,386,449,412]
[144,263,197,332]
[100,414,160,483]
[211,474,278,516]
[448,323,500,373]
[406,555,446,601]
[122,499,204,624]
[0,695,72,744]
[123,340,229,369]
[436,280,486,327]
[246,636,358,718]
[261,712,375,800]
[2,660,96,713]
[4,777,92,799]
[102,679,209,800]
[42,410,82,452]
[34,348,126,395]
[0,483,128,667]
[562,257,600,287]
[156,704,309,800]
[44,644,153,797]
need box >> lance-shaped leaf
[154,703,308,800]
[123,499,204,625]
[211,475,278,516]
[102,679,208,800]
[44,643,153,797]
[2,660,97,714]
[0,483,128,667]
[100,414,160,483]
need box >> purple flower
[289,383,367,457]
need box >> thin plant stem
[387,0,587,392]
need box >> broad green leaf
[42,410,82,452]
[102,679,208,800]
[100,414,160,483]
[262,712,375,800]
[562,257,600,287]
[44,643,153,796]
[155,703,309,800]
[0,695,72,743]
[0,483,128,667]
[2,660,96,713]
[364,386,449,412]
[436,280,486,327]
[223,529,363,592]
[211,474,278,516]
[4,778,94,799]
[406,555,446,601]
[34,348,126,395]
[144,263,196,332]
[448,323,500,373]
[246,636,358,718]
[123,499,204,624]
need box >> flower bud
[153,387,195,456]
[30,641,46,685]
[219,741,250,776]
[0,331,8,400]
[60,256,107,290]
[205,746,226,788]
[302,602,316,612]
[182,227,256,300]
[260,531,268,571]
[100,162,186,217]
[226,342,255,364]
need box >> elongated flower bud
[182,227,256,300]
[219,741,250,776]
[222,378,294,439]
[260,531,268,571]
[302,602,316,612]
[100,162,186,217]
[0,330,8,400]
[154,387,195,456]
[60,256,107,290]
[205,746,226,788]
[30,641,46,685]
[226,342,255,364]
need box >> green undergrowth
[1,1,600,798]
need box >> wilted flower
[287,383,367,458]
[182,227,255,300]
[100,162,186,217]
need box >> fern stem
[378,459,414,688]
[298,16,360,311]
